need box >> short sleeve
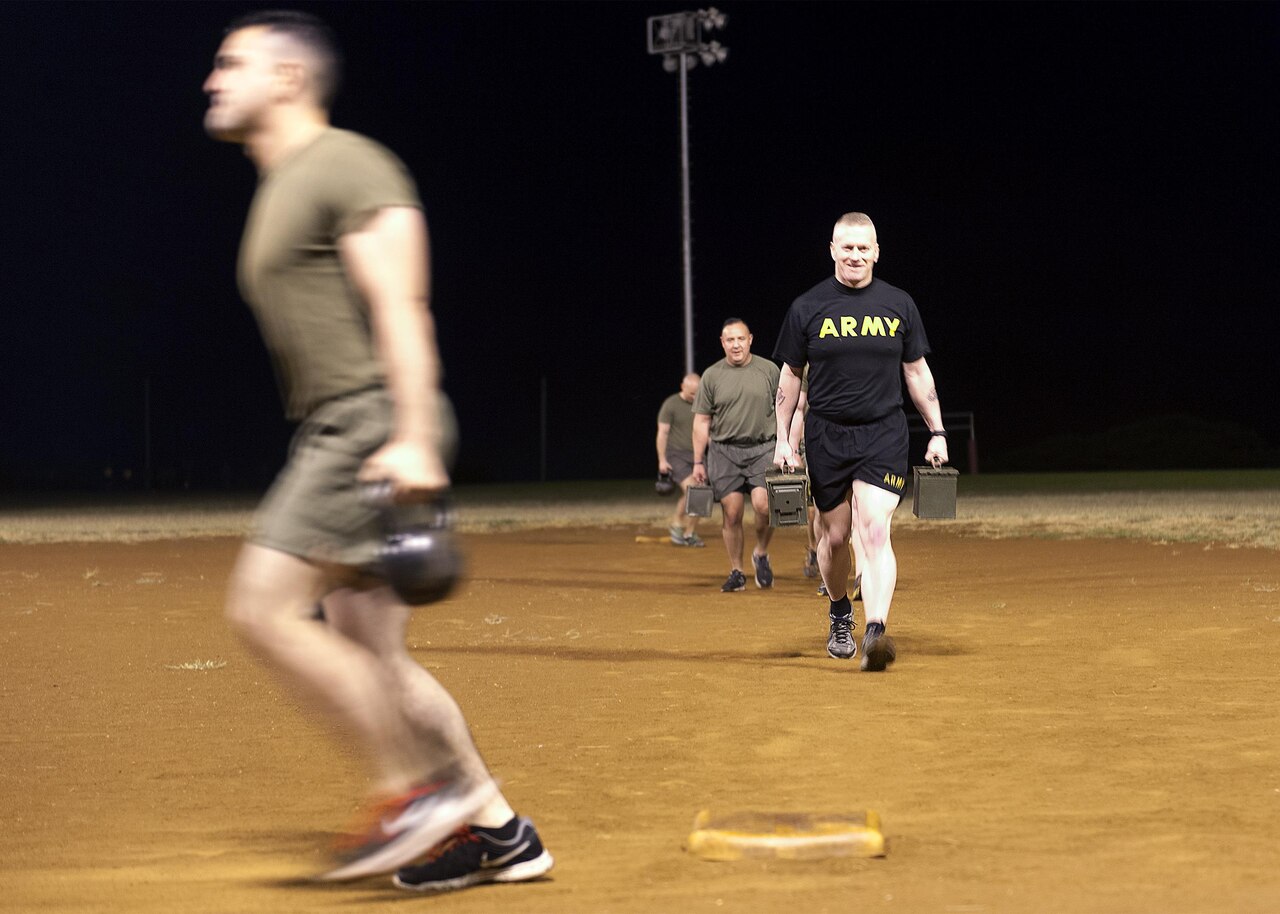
[327,137,422,237]
[772,301,808,371]
[692,372,714,416]
[901,296,931,363]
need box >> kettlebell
[364,483,464,605]
[655,471,676,496]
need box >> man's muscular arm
[773,363,803,468]
[903,356,948,467]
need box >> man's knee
[224,544,323,645]
[862,519,890,550]
[225,569,275,648]
[818,512,851,544]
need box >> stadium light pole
[647,8,728,376]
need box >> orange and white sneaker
[321,778,498,882]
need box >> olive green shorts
[251,388,457,568]
[707,438,775,501]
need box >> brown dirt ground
[4,523,1280,913]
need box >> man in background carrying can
[692,319,781,592]
[656,372,705,546]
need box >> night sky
[4,1,1279,489]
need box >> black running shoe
[860,621,897,672]
[393,816,553,893]
[721,569,747,592]
[753,553,774,589]
[827,613,856,660]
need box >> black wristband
[930,430,947,438]
[694,460,704,465]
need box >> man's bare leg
[749,485,774,557]
[816,495,857,658]
[226,543,499,877]
[748,485,775,587]
[849,498,867,599]
[850,481,900,671]
[325,585,514,827]
[849,481,899,625]
[719,491,745,571]
[226,544,431,792]
[816,497,853,601]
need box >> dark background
[4,1,1278,490]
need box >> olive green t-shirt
[658,393,695,452]
[692,355,780,442]
[237,128,421,419]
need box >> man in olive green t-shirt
[203,11,551,889]
[691,319,780,592]
[656,372,704,547]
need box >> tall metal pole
[647,8,727,379]
[143,375,153,491]
[678,54,694,376]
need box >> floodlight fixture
[704,8,728,31]
[699,41,728,67]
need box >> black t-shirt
[773,276,930,424]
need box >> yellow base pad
[685,810,886,861]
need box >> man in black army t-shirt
[772,213,948,671]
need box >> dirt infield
[5,515,1280,913]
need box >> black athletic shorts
[804,410,908,512]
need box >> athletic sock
[473,815,520,838]
[829,595,852,620]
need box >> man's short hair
[721,318,749,333]
[834,212,876,235]
[226,10,343,108]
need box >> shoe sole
[321,780,499,882]
[860,635,897,672]
[827,645,856,660]
[393,849,554,893]
[722,584,746,592]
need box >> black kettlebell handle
[361,482,454,531]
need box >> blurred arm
[339,206,448,492]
